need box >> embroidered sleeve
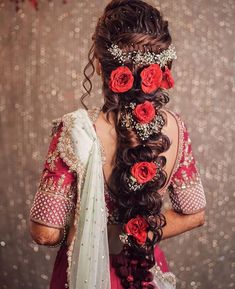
[30,121,77,229]
[168,117,206,214]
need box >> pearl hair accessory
[107,43,177,67]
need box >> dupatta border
[51,108,110,288]
[51,111,87,285]
[87,106,107,165]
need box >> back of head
[92,0,173,109]
[81,1,176,288]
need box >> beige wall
[0,0,234,288]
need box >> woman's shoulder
[161,107,185,129]
[50,107,91,135]
[159,107,184,144]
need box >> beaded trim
[87,106,107,165]
[29,189,75,229]
[108,43,177,67]
[53,114,83,173]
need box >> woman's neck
[101,109,121,126]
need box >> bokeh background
[0,0,234,288]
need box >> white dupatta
[53,106,176,289]
[53,107,110,289]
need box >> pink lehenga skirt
[49,243,170,289]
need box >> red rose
[133,101,155,124]
[140,64,163,94]
[109,66,134,93]
[131,161,157,184]
[125,215,149,245]
[160,67,174,89]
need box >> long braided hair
[81,1,174,288]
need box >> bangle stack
[47,225,68,248]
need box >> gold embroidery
[87,107,107,165]
[38,171,77,200]
[46,147,60,171]
[51,113,86,177]
[171,170,198,189]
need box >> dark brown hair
[81,1,173,288]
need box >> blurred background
[0,0,234,288]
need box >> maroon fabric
[30,122,77,229]
[49,244,169,289]
[49,244,69,289]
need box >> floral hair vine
[108,42,176,94]
[120,101,166,141]
[108,43,177,67]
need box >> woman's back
[90,107,180,255]
[93,107,179,193]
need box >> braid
[81,1,174,288]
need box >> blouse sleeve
[168,116,207,214]
[29,121,77,229]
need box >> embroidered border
[87,107,107,165]
[51,111,87,285]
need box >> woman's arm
[160,114,207,240]
[29,222,63,245]
[29,122,77,246]
[161,208,205,240]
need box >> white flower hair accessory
[107,43,177,67]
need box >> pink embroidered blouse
[30,110,206,229]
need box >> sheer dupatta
[51,108,111,289]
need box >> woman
[29,1,206,289]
